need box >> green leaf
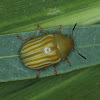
[0,64,100,100]
[0,0,100,34]
[0,25,100,82]
[0,0,100,99]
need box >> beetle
[17,23,86,78]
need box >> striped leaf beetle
[17,23,86,78]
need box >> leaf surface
[0,26,100,82]
[0,0,100,34]
[0,64,100,100]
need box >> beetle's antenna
[72,23,77,39]
[74,47,86,59]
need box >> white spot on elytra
[44,47,51,53]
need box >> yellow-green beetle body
[18,23,86,78]
[20,33,74,70]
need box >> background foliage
[0,0,100,100]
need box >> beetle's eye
[68,36,71,38]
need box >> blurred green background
[0,0,100,100]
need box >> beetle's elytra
[17,23,86,78]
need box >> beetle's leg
[36,68,46,78]
[26,36,35,42]
[37,24,48,34]
[56,25,62,34]
[65,58,71,66]
[17,36,26,42]
[17,36,35,42]
[53,64,58,75]
[36,70,40,78]
[59,25,62,32]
